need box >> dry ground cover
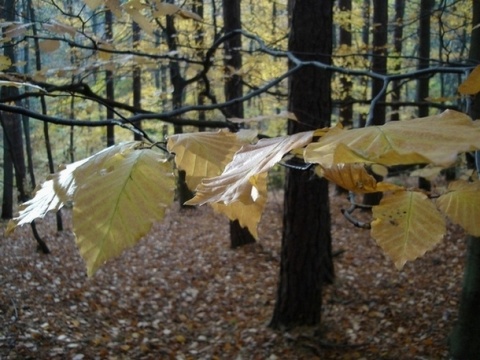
[0,186,466,359]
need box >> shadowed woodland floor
[1,186,466,359]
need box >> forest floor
[0,185,466,360]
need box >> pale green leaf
[0,55,12,70]
[167,130,254,191]
[210,172,268,239]
[304,110,480,168]
[187,131,314,205]
[73,142,175,276]
[372,191,446,269]
[437,180,480,236]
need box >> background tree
[1,0,28,219]
[449,1,480,357]
[222,0,256,248]
[270,0,334,329]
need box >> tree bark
[363,0,387,206]
[105,9,115,146]
[390,0,405,121]
[1,0,28,220]
[223,0,256,248]
[270,0,333,329]
[449,2,480,357]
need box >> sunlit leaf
[167,130,256,191]
[437,180,480,236]
[458,65,480,95]
[304,110,480,168]
[211,173,268,239]
[187,131,314,205]
[73,142,175,276]
[6,156,90,233]
[316,163,403,193]
[371,191,446,269]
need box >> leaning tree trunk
[223,0,256,248]
[449,2,480,357]
[270,0,334,329]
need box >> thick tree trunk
[223,0,256,248]
[270,0,334,329]
[449,2,480,357]
[450,237,480,359]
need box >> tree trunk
[132,20,143,141]
[417,0,433,191]
[390,0,405,121]
[1,0,28,219]
[165,9,194,205]
[338,0,353,128]
[449,2,480,357]
[363,0,387,206]
[270,0,334,329]
[223,0,256,248]
[105,9,115,146]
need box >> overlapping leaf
[8,142,175,276]
[6,156,91,233]
[211,173,268,239]
[304,110,480,168]
[371,191,446,269]
[316,163,403,193]
[167,129,256,191]
[437,180,480,236]
[187,131,314,205]
[72,142,175,276]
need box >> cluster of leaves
[7,106,480,276]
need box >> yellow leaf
[437,180,480,236]
[304,110,480,168]
[458,65,480,95]
[187,131,314,205]
[210,173,268,239]
[372,191,446,269]
[73,142,175,276]
[316,163,403,193]
[167,130,253,191]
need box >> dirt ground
[1,186,466,359]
